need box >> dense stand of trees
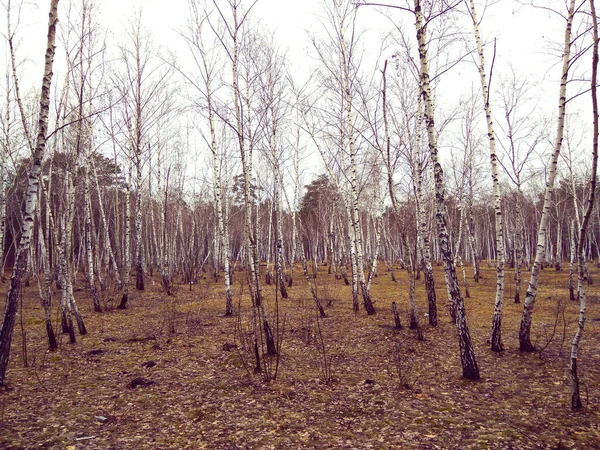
[0,0,598,407]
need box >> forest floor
[1,263,600,449]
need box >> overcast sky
[2,0,592,191]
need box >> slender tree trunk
[569,220,577,301]
[381,59,419,329]
[274,169,288,299]
[134,160,144,291]
[230,1,275,355]
[414,0,479,379]
[0,159,5,283]
[519,0,575,351]
[468,0,505,351]
[119,165,132,309]
[91,158,121,289]
[347,206,359,312]
[0,0,60,386]
[84,163,101,312]
[571,0,597,409]
[37,187,57,351]
[514,186,523,303]
[338,5,375,315]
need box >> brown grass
[0,263,599,449]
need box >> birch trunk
[514,185,523,303]
[161,168,172,295]
[339,4,375,315]
[381,59,419,328]
[37,186,57,351]
[230,0,275,355]
[296,215,326,318]
[0,0,60,385]
[366,215,381,294]
[208,96,232,314]
[467,163,480,283]
[0,160,5,282]
[118,165,132,309]
[91,158,121,289]
[134,160,144,291]
[570,0,597,409]
[84,163,101,312]
[59,169,87,337]
[467,0,505,351]
[519,0,575,351]
[274,168,288,299]
[347,205,360,312]
[414,0,479,379]
[569,220,576,301]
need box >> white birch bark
[0,158,5,282]
[414,0,479,379]
[84,162,101,312]
[467,0,505,351]
[380,59,419,330]
[228,0,276,355]
[337,1,375,315]
[118,164,132,309]
[37,185,57,350]
[519,0,575,351]
[0,0,60,386]
[91,158,121,289]
[570,0,597,409]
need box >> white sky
[1,0,592,194]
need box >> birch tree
[496,71,543,304]
[413,0,479,379]
[116,12,171,297]
[182,0,233,314]
[312,0,376,315]
[466,0,505,352]
[213,0,277,355]
[570,0,598,409]
[0,0,60,386]
[519,0,576,352]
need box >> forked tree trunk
[208,95,233,313]
[414,0,479,380]
[519,0,575,351]
[366,215,381,294]
[59,171,87,338]
[0,0,60,386]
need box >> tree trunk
[118,165,132,309]
[519,0,575,352]
[0,0,60,386]
[414,0,479,380]
[570,0,597,409]
[467,0,506,352]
